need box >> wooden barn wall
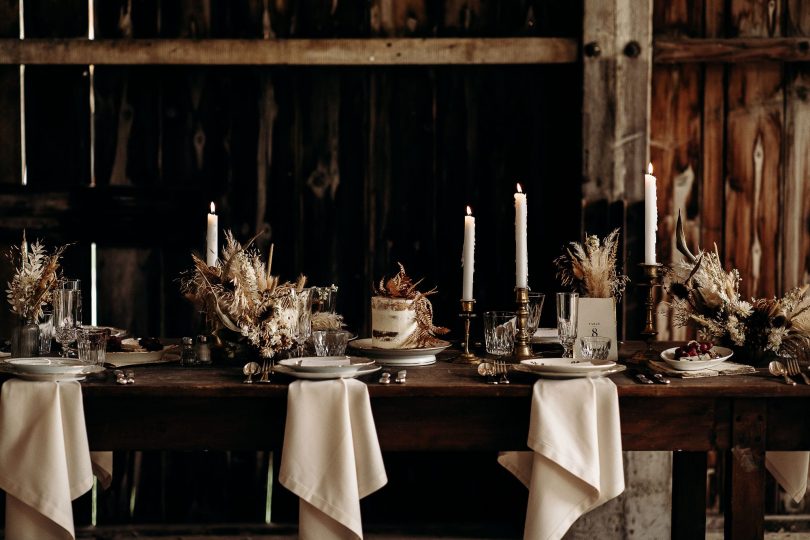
[651,0,810,341]
[0,0,583,529]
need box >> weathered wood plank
[725,0,784,298]
[0,37,579,65]
[0,0,20,187]
[782,0,810,288]
[650,0,703,341]
[655,36,810,63]
[701,0,726,255]
[724,399,767,539]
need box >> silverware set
[478,360,510,384]
[113,370,134,385]
[769,358,810,386]
[631,369,670,385]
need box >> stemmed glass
[53,285,81,357]
[556,292,579,358]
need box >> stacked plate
[516,357,626,379]
[349,338,451,366]
[1,357,104,381]
[275,356,380,380]
[659,346,733,371]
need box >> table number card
[574,297,618,361]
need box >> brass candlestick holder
[513,287,536,360]
[454,299,481,364]
[636,263,664,359]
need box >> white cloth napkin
[767,452,809,503]
[499,377,624,540]
[279,379,387,540]
[0,379,113,540]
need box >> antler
[675,210,697,264]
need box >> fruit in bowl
[673,340,719,361]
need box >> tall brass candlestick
[513,287,535,360]
[454,299,480,364]
[638,263,664,351]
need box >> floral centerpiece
[181,232,306,359]
[6,232,66,321]
[666,213,810,363]
[553,229,629,300]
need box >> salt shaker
[180,337,196,367]
[195,335,212,365]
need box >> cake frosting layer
[371,296,417,348]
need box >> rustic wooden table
[78,342,810,540]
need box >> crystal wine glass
[556,292,579,358]
[53,288,81,357]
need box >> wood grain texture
[782,0,810,288]
[701,0,726,255]
[726,0,784,298]
[655,36,810,63]
[0,37,579,65]
[650,0,703,341]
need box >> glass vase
[11,317,41,358]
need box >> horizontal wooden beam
[654,37,810,63]
[0,38,578,66]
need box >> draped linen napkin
[0,379,113,540]
[498,377,624,540]
[279,379,387,540]
[767,452,809,503]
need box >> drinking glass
[53,288,81,357]
[295,289,314,356]
[311,285,338,314]
[77,327,109,366]
[38,310,54,355]
[312,330,351,356]
[579,336,611,362]
[527,292,545,335]
[484,311,516,356]
[556,292,579,358]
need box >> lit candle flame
[466,205,472,216]
[516,183,523,194]
[647,162,654,175]
[210,201,215,213]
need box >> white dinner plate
[0,362,104,381]
[514,364,627,379]
[520,357,616,374]
[660,346,733,371]
[349,338,450,366]
[532,328,560,344]
[273,364,381,380]
[83,326,128,338]
[278,356,375,374]
[8,357,93,375]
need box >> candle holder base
[633,263,664,364]
[512,287,538,362]
[453,300,482,364]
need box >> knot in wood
[624,41,641,58]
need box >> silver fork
[787,357,810,385]
[497,360,510,384]
[258,358,272,383]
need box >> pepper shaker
[180,337,196,367]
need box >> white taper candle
[515,184,528,289]
[462,206,475,301]
[644,163,657,265]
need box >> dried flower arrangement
[554,229,629,299]
[667,212,810,355]
[180,231,306,358]
[373,263,449,347]
[6,232,66,321]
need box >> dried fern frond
[554,229,629,300]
